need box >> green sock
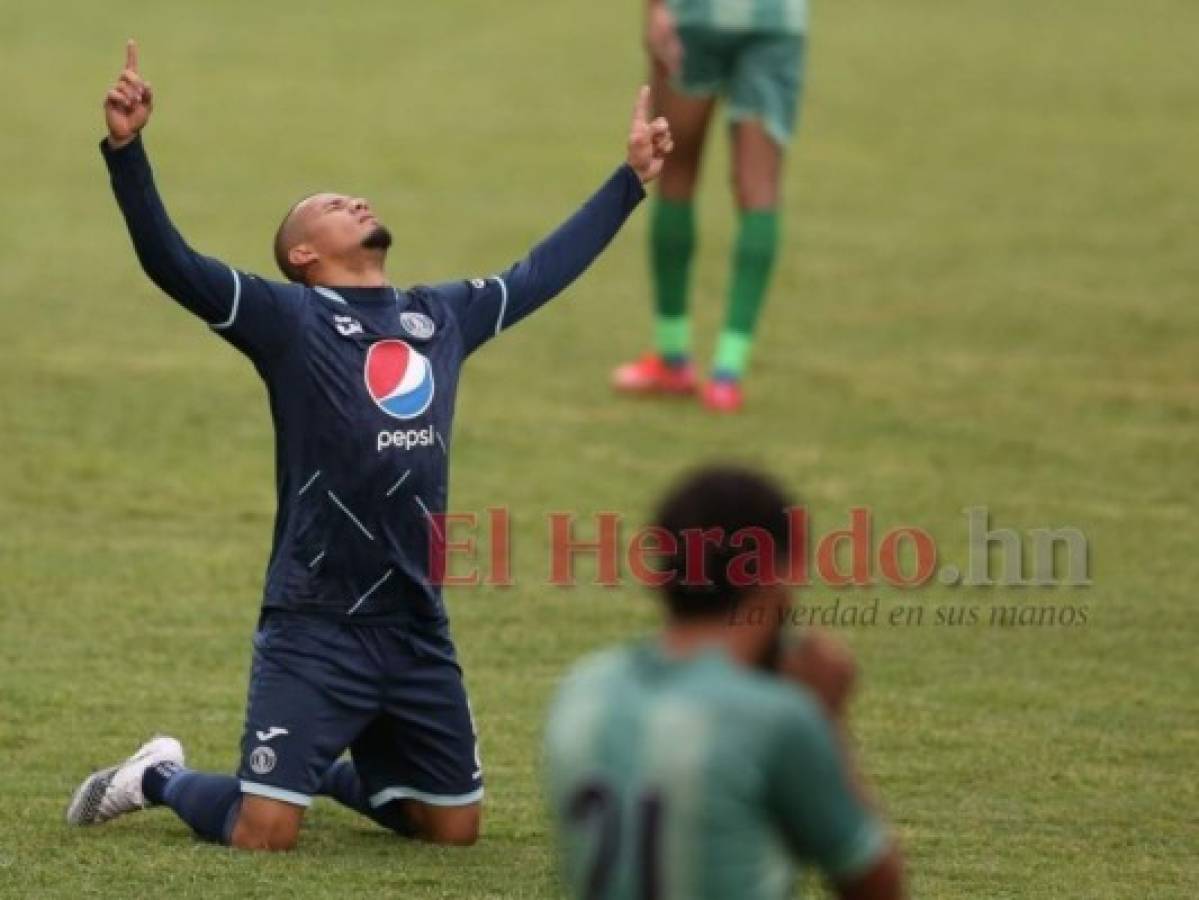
[650,198,695,360]
[714,209,779,379]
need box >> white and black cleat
[66,735,184,826]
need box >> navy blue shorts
[236,612,482,809]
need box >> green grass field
[2,0,1197,896]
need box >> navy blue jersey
[103,137,644,630]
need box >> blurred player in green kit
[612,0,808,413]
[544,466,905,899]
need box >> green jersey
[667,0,808,35]
[545,642,886,900]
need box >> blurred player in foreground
[612,0,808,412]
[545,466,905,898]
[66,41,672,851]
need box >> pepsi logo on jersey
[364,340,435,420]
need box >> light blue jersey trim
[314,286,347,304]
[211,266,242,330]
[240,781,312,808]
[369,785,484,808]
[492,276,508,335]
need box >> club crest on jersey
[333,314,363,337]
[364,339,435,420]
[399,311,435,340]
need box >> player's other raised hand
[627,85,673,185]
[778,630,858,720]
[104,40,153,149]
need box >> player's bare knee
[425,823,479,847]
[230,819,300,852]
[733,172,779,211]
[659,153,702,201]
[410,802,481,846]
[731,124,782,209]
[230,796,304,851]
[424,813,480,847]
[264,827,300,852]
[659,172,699,202]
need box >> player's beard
[361,224,393,251]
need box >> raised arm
[436,87,674,354]
[770,662,906,900]
[101,40,299,362]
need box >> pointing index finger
[632,85,651,126]
[125,39,139,73]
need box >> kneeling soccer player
[66,41,672,851]
[545,466,905,898]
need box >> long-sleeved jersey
[103,136,644,631]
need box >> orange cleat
[612,353,697,396]
[700,378,743,414]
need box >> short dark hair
[652,465,796,620]
[273,197,313,284]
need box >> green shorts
[675,26,806,146]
